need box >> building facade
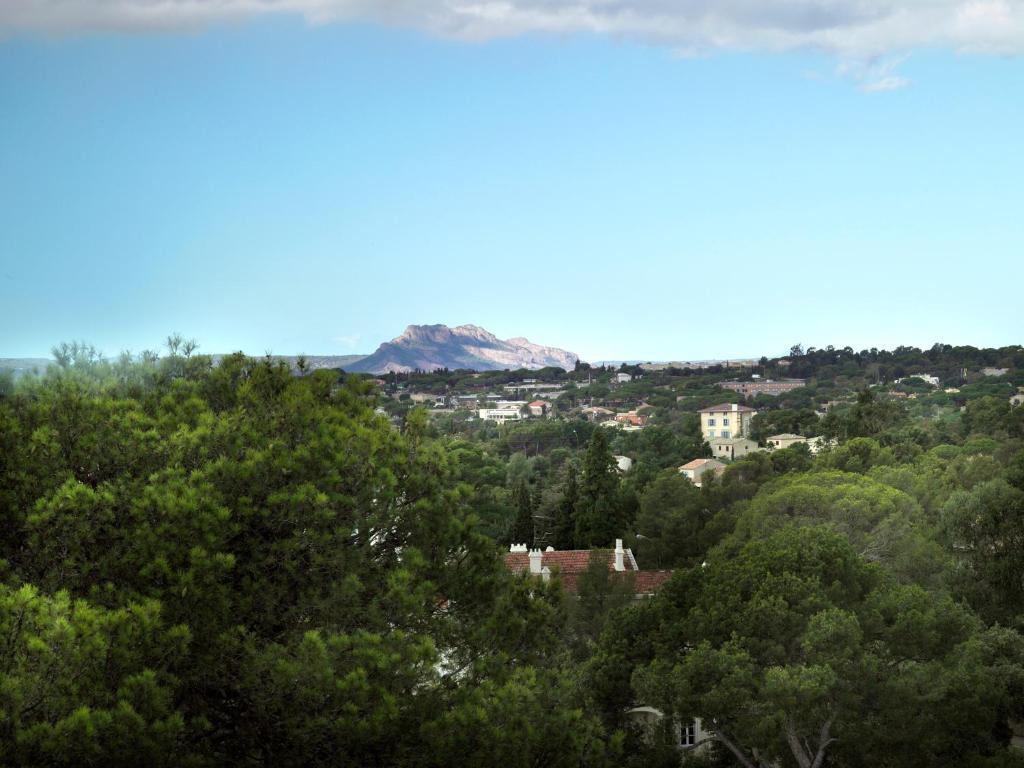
[699,403,757,441]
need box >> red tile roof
[504,549,636,575]
[698,402,757,413]
[504,548,672,595]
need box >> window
[723,418,729,426]
[707,418,716,426]
[722,430,730,438]
[680,721,697,747]
[708,430,715,438]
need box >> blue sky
[1,9,1022,362]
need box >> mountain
[347,324,578,374]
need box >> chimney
[732,403,738,412]
[509,543,528,553]
[614,539,625,571]
[528,548,543,575]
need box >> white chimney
[614,539,625,571]
[509,543,528,553]
[732,403,738,412]
[528,548,543,575]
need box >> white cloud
[3,1,1024,83]
[332,333,361,348]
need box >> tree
[552,465,579,550]
[631,471,707,568]
[575,429,622,547]
[941,478,1024,626]
[509,478,535,546]
[630,527,1024,768]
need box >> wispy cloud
[3,1,1023,85]
[332,333,361,349]
[837,54,913,92]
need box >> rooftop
[699,402,757,413]
[679,457,724,470]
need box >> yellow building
[699,402,757,441]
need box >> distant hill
[0,358,52,377]
[347,324,578,374]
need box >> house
[615,372,633,384]
[766,433,808,450]
[614,411,648,428]
[581,406,615,422]
[504,539,672,596]
[409,392,446,406]
[600,419,643,432]
[678,458,725,487]
[894,374,940,387]
[504,381,564,394]
[627,707,712,754]
[527,400,551,417]
[709,437,761,460]
[698,402,757,441]
[982,367,1009,377]
[718,378,806,397]
[614,455,633,473]
[1011,393,1024,407]
[478,403,525,423]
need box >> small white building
[615,372,633,383]
[478,406,523,424]
[678,458,725,487]
[766,433,808,450]
[894,374,940,387]
[709,437,761,461]
[613,455,634,473]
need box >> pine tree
[574,429,622,547]
[553,465,579,550]
[509,478,535,547]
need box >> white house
[615,372,633,383]
[678,458,725,487]
[709,437,761,461]
[478,406,524,424]
[766,433,808,450]
[894,374,940,387]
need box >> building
[503,381,564,394]
[626,708,712,753]
[527,400,551,417]
[1011,393,1024,407]
[982,367,1009,377]
[894,374,940,387]
[478,404,524,423]
[699,402,757,441]
[718,378,806,398]
[678,458,725,487]
[581,406,615,422]
[614,411,648,428]
[766,433,808,450]
[709,437,761,461]
[614,455,633,473]
[615,372,633,383]
[504,540,672,596]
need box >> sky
[1,1,1022,363]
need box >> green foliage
[629,527,1024,768]
[575,429,624,547]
